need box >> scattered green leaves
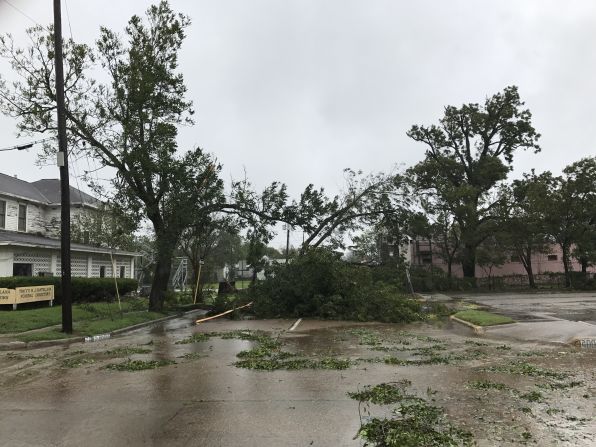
[105,359,175,371]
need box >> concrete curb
[0,308,206,351]
[449,315,485,334]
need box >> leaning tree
[0,2,230,310]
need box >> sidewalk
[0,308,207,350]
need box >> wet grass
[16,330,72,342]
[105,359,175,371]
[453,310,514,326]
[1,299,152,334]
[14,311,167,342]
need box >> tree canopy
[407,86,540,278]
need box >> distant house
[0,173,136,278]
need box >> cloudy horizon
[1,0,595,247]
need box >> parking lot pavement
[1,315,595,446]
[453,291,596,344]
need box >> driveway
[452,291,596,344]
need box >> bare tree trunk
[561,244,571,288]
[520,248,536,288]
[461,244,476,279]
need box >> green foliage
[467,380,508,391]
[0,276,138,304]
[481,361,569,380]
[174,332,212,344]
[104,359,175,371]
[104,346,152,356]
[350,382,474,446]
[348,381,413,405]
[408,86,540,278]
[61,357,96,368]
[245,249,422,322]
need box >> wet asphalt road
[455,291,596,324]
[1,313,595,446]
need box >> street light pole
[53,0,72,333]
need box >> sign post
[193,259,205,304]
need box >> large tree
[0,2,227,310]
[407,86,540,278]
[506,173,551,288]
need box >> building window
[13,263,32,276]
[99,266,106,278]
[0,200,5,228]
[547,254,558,261]
[120,266,126,278]
[18,204,27,232]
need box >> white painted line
[289,318,302,331]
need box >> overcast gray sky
[1,0,595,247]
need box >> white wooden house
[0,173,136,278]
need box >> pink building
[405,239,596,278]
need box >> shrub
[244,249,422,323]
[0,276,138,304]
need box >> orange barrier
[195,302,253,324]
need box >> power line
[1,0,44,28]
[63,0,74,40]
[0,137,54,152]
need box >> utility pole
[284,224,290,264]
[53,0,72,333]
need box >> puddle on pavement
[1,318,594,446]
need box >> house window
[18,204,27,232]
[99,266,106,278]
[13,263,32,276]
[0,200,5,228]
[547,254,558,261]
[120,266,126,278]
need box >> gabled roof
[31,179,99,206]
[0,229,138,256]
[0,173,49,204]
[0,173,99,207]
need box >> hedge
[0,276,138,304]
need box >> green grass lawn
[0,298,170,341]
[453,310,515,326]
[14,311,167,342]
